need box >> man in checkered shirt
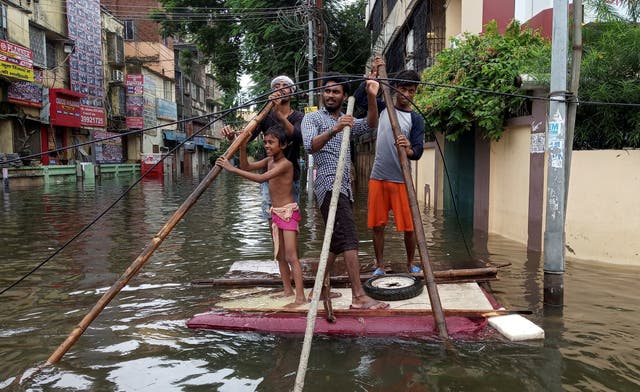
[302,72,389,310]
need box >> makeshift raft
[185,260,528,339]
[187,284,501,337]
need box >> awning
[203,144,217,151]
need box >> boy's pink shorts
[271,210,301,231]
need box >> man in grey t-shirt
[354,58,425,275]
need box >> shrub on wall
[414,20,551,142]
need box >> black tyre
[363,274,424,301]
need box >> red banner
[126,74,144,129]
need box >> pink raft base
[187,311,489,338]
[186,287,502,338]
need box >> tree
[323,0,371,77]
[585,0,640,22]
[414,21,551,142]
[152,0,244,107]
[574,21,640,149]
[154,1,371,108]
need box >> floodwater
[0,173,638,391]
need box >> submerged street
[1,173,639,391]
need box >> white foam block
[229,260,280,275]
[488,314,545,341]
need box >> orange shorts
[367,179,414,232]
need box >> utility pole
[543,0,569,305]
[307,0,314,108]
[565,0,582,212]
[316,0,324,81]
[306,0,315,199]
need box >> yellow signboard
[0,40,34,82]
[304,106,318,114]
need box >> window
[46,40,56,69]
[124,20,135,40]
[114,85,126,116]
[107,32,124,65]
[30,26,46,67]
[163,80,172,100]
[0,3,7,40]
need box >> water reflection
[0,173,639,391]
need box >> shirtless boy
[216,125,305,307]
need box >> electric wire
[3,75,638,294]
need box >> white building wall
[515,0,630,24]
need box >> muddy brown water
[1,173,638,391]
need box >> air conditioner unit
[112,69,124,82]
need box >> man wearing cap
[222,75,304,217]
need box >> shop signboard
[0,40,34,82]
[156,98,177,121]
[8,82,43,108]
[49,89,83,128]
[94,130,123,163]
[126,74,144,129]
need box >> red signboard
[80,105,106,128]
[49,89,84,128]
[126,74,145,129]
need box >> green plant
[155,0,371,107]
[208,137,266,167]
[246,138,266,161]
[414,20,551,142]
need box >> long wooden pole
[44,101,274,366]
[294,97,356,392]
[191,266,499,287]
[377,66,449,340]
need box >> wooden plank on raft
[214,284,494,313]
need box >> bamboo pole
[293,97,356,392]
[377,65,449,340]
[44,101,275,366]
[191,266,499,287]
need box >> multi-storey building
[367,0,632,75]
[174,41,221,176]
[0,0,85,165]
[101,0,176,172]
[102,0,220,176]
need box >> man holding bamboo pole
[221,75,304,211]
[302,73,388,310]
[354,56,425,275]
